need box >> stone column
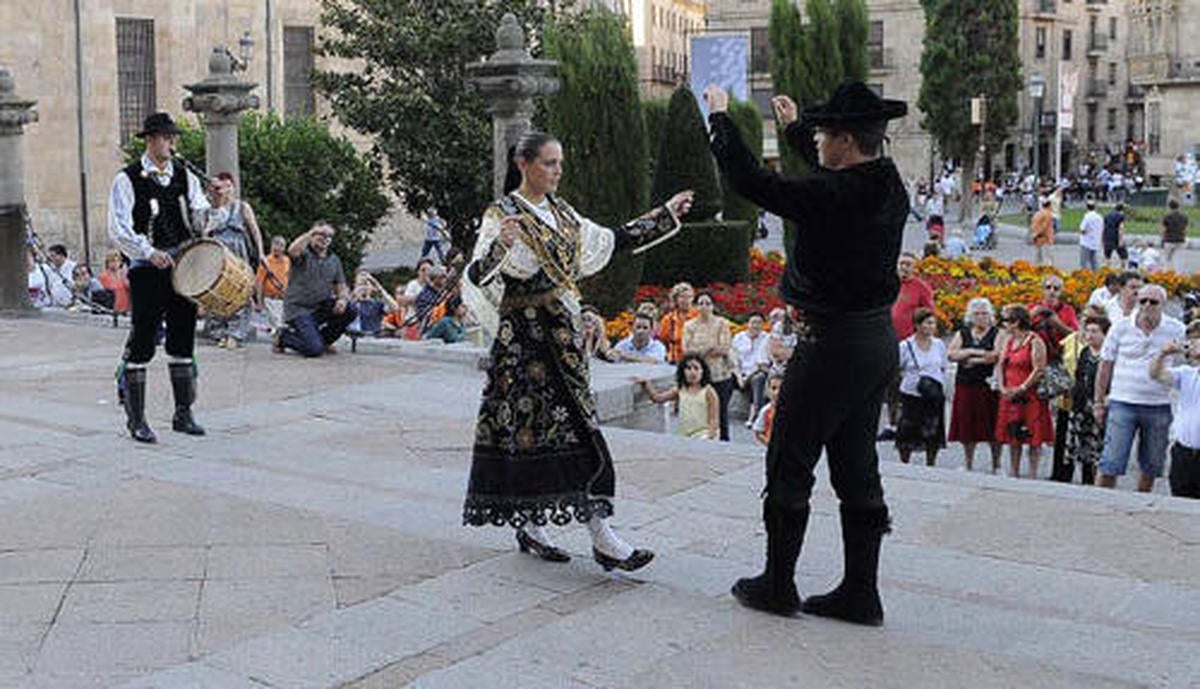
[182,48,260,188]
[467,14,560,197]
[0,70,39,315]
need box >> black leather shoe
[516,529,570,563]
[731,575,800,617]
[172,411,206,436]
[127,420,157,444]
[592,547,654,572]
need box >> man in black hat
[704,82,909,625]
[108,112,211,443]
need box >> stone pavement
[2,317,1200,688]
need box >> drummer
[107,112,211,443]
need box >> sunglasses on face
[1043,284,1061,291]
[1139,298,1162,306]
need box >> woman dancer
[461,131,693,572]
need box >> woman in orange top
[98,250,130,313]
[658,281,696,363]
[1029,197,1055,266]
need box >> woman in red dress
[995,305,1053,478]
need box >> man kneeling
[275,222,356,357]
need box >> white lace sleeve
[577,215,616,278]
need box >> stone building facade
[1127,0,1200,184]
[0,0,330,266]
[629,0,708,100]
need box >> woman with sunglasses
[1028,274,1079,481]
[996,305,1054,478]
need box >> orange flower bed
[603,251,1199,340]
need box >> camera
[1006,420,1032,441]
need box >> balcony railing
[1169,56,1200,81]
[1088,33,1108,53]
[1086,78,1108,97]
[1036,0,1056,14]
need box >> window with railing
[1063,30,1072,61]
[868,20,885,69]
[284,26,315,117]
[116,18,156,145]
[1036,27,1047,59]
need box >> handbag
[1037,361,1073,400]
[906,340,944,401]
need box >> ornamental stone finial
[0,69,39,135]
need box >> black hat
[136,112,181,138]
[801,82,907,127]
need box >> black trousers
[126,264,196,364]
[765,309,897,511]
[1050,408,1072,482]
[1170,443,1200,499]
[713,377,735,441]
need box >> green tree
[801,0,843,104]
[122,114,389,273]
[723,99,763,223]
[315,0,547,250]
[918,0,1021,220]
[835,0,870,82]
[650,87,721,221]
[542,8,649,315]
[642,98,669,188]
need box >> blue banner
[689,35,748,118]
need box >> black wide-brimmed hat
[802,81,907,127]
[136,112,182,138]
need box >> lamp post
[182,36,259,189]
[1029,73,1045,186]
[466,14,560,198]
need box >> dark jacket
[709,113,909,317]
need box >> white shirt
[1100,315,1184,405]
[1105,298,1136,326]
[1087,286,1116,311]
[1170,366,1200,448]
[45,260,76,307]
[898,336,947,397]
[27,265,51,307]
[731,330,770,377]
[107,153,210,261]
[1079,210,1104,250]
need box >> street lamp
[1029,73,1045,184]
[226,31,254,73]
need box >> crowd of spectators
[888,251,1199,498]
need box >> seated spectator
[731,312,771,425]
[424,297,470,344]
[71,264,114,311]
[943,229,969,259]
[581,306,614,361]
[98,250,130,314]
[635,300,661,326]
[275,222,357,357]
[255,235,291,333]
[348,271,399,337]
[752,372,784,446]
[613,312,667,363]
[414,264,449,333]
[26,248,51,307]
[45,244,77,307]
[766,307,796,377]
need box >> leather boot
[731,502,809,616]
[801,504,890,626]
[169,362,205,436]
[123,367,156,443]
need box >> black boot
[169,362,205,436]
[123,367,156,444]
[801,504,890,626]
[731,502,809,616]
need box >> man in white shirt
[1094,284,1184,492]
[107,112,211,443]
[42,244,77,307]
[1150,321,1200,498]
[1078,198,1104,271]
[730,312,771,424]
[1104,271,1142,325]
[1087,272,1121,312]
[612,312,667,364]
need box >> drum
[172,239,254,318]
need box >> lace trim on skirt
[463,492,613,528]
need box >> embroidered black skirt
[463,295,615,528]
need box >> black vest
[124,162,193,251]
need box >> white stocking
[522,523,557,548]
[587,517,633,560]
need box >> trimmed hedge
[640,221,753,287]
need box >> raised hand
[771,95,799,127]
[703,85,729,114]
[666,190,695,218]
